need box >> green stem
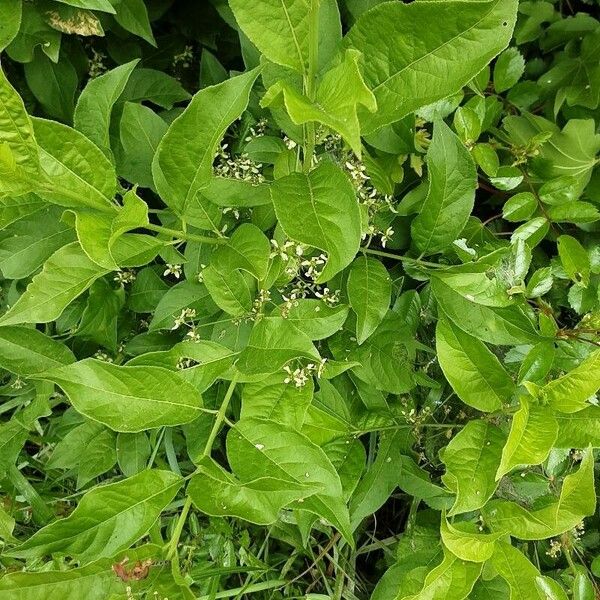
[145,223,227,245]
[303,0,320,172]
[166,375,239,561]
[363,247,443,269]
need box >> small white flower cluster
[213,143,265,185]
[94,350,113,363]
[573,520,585,540]
[114,270,136,285]
[244,118,268,141]
[250,289,272,320]
[163,264,182,279]
[172,45,193,69]
[546,539,562,558]
[362,224,395,248]
[10,377,24,390]
[301,253,328,280]
[314,287,340,307]
[283,358,328,387]
[171,308,197,331]
[283,136,298,150]
[88,48,107,79]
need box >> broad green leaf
[116,432,151,477]
[412,120,476,255]
[490,542,546,600]
[441,421,505,515]
[40,359,203,432]
[114,0,156,46]
[270,161,361,282]
[227,417,352,543]
[0,546,167,600]
[347,255,391,345]
[149,280,218,331]
[262,49,376,156]
[23,48,77,123]
[496,397,558,479]
[188,456,316,525]
[47,420,117,489]
[345,0,518,133]
[543,349,600,413]
[152,68,261,225]
[229,0,311,73]
[404,548,482,600]
[203,267,254,316]
[431,276,540,346]
[556,407,600,447]
[241,373,314,429]
[118,102,167,190]
[54,0,115,12]
[32,117,117,211]
[484,449,595,539]
[557,234,590,287]
[73,60,139,158]
[493,47,525,93]
[73,189,149,270]
[236,316,320,376]
[0,0,21,51]
[8,470,182,563]
[0,326,74,376]
[274,299,349,341]
[0,206,76,279]
[0,194,45,230]
[0,421,29,479]
[0,243,106,326]
[436,320,514,412]
[503,192,537,222]
[349,430,405,530]
[440,517,502,563]
[0,65,39,194]
[121,68,191,109]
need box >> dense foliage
[1,0,600,598]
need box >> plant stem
[303,0,320,171]
[166,375,239,561]
[363,247,443,269]
[145,223,227,245]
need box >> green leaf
[54,0,115,12]
[0,65,39,194]
[236,317,320,376]
[270,161,361,282]
[503,192,537,222]
[493,47,525,93]
[114,0,156,46]
[347,255,391,345]
[40,359,203,432]
[412,120,476,255]
[121,68,191,110]
[441,421,505,515]
[490,542,546,600]
[229,0,311,73]
[484,449,596,539]
[152,68,261,225]
[262,49,376,156]
[8,470,182,563]
[436,320,515,412]
[440,517,502,563]
[496,397,558,479]
[556,407,600,447]
[0,0,21,51]
[345,0,518,133]
[227,417,352,543]
[404,548,482,600]
[116,432,151,477]
[0,206,76,279]
[203,267,254,316]
[0,326,74,376]
[188,456,315,525]
[543,349,600,413]
[32,117,117,211]
[118,102,167,190]
[73,60,139,158]
[241,373,314,429]
[0,243,106,326]
[431,276,540,346]
[275,299,349,341]
[557,234,590,287]
[24,51,77,123]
